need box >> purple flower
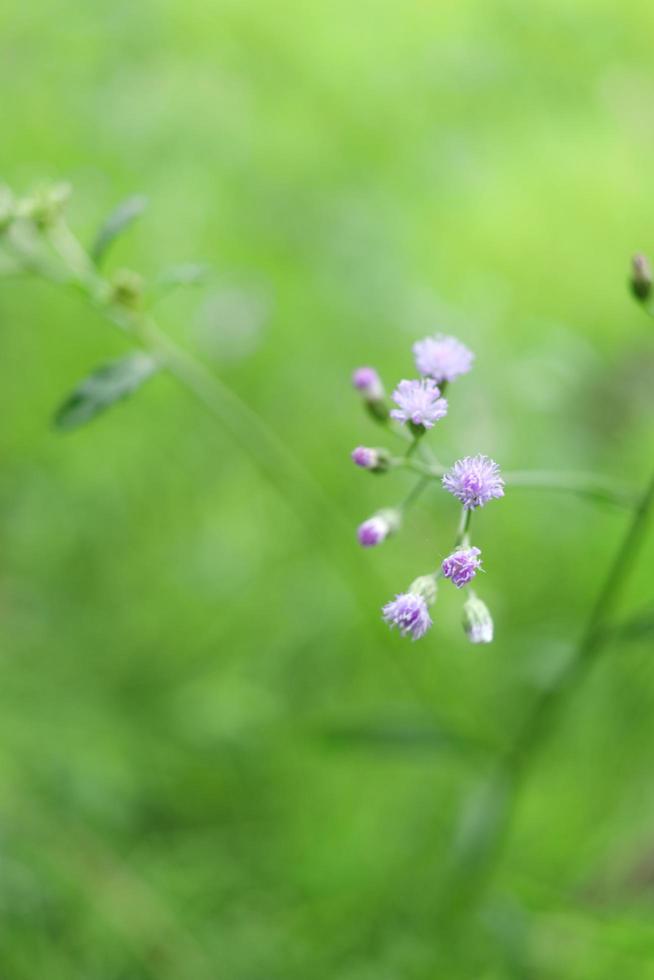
[442,455,504,510]
[382,592,432,640]
[357,509,399,547]
[442,547,482,588]
[413,334,474,383]
[352,366,383,400]
[390,379,448,430]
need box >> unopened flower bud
[462,594,493,644]
[110,268,144,309]
[631,253,652,302]
[351,446,390,472]
[352,366,388,423]
[357,507,400,547]
[408,574,438,605]
[18,182,71,230]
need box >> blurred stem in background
[437,257,654,930]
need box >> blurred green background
[3,0,654,976]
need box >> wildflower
[382,592,432,640]
[442,546,482,588]
[442,455,504,510]
[413,334,474,383]
[390,379,447,431]
[462,594,494,644]
[357,508,400,547]
[351,446,390,472]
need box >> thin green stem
[442,460,654,920]
[505,469,636,508]
[398,474,432,512]
[405,435,422,459]
[455,507,472,546]
[508,462,654,772]
[388,458,633,508]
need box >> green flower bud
[631,253,652,302]
[18,182,71,230]
[408,574,438,606]
[110,268,144,310]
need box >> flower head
[463,594,494,644]
[352,366,383,399]
[442,455,504,510]
[390,379,448,430]
[442,546,482,588]
[357,508,400,547]
[413,334,474,383]
[382,592,432,640]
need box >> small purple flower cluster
[350,333,504,644]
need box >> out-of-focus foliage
[2,1,654,976]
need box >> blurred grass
[3,0,654,976]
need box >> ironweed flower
[357,508,400,547]
[390,379,447,430]
[442,547,482,588]
[382,592,432,640]
[443,455,504,510]
[413,333,474,383]
[462,594,494,644]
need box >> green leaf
[54,352,158,432]
[90,195,148,266]
[451,769,514,873]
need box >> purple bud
[352,366,388,423]
[441,547,482,588]
[357,509,400,547]
[352,366,384,400]
[352,446,378,468]
[351,446,390,472]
